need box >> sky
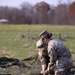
[0,0,75,8]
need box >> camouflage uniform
[47,38,73,75]
[36,38,73,75]
[36,39,49,71]
[38,50,49,72]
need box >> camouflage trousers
[41,63,73,75]
[54,63,73,75]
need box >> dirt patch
[0,56,41,75]
[0,57,26,68]
[0,56,75,75]
[22,44,31,48]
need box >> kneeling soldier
[36,30,73,75]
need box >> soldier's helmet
[39,30,52,39]
[36,39,46,51]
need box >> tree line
[0,1,75,25]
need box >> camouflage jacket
[38,50,49,63]
[38,50,50,71]
[47,38,73,68]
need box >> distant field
[0,24,75,60]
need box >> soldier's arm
[38,51,48,71]
[47,42,57,70]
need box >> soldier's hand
[41,70,49,75]
[41,70,43,74]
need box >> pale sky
[0,0,75,7]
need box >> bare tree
[20,2,33,24]
[68,2,75,25]
[53,4,68,25]
[33,2,51,24]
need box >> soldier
[36,39,50,74]
[37,30,73,75]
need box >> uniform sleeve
[38,51,45,63]
[48,41,57,68]
[38,50,49,71]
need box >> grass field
[0,24,75,60]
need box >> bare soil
[0,57,75,75]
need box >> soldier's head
[39,30,52,44]
[36,39,47,51]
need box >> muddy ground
[0,57,41,75]
[0,57,75,75]
[0,62,41,75]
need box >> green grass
[0,24,75,60]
